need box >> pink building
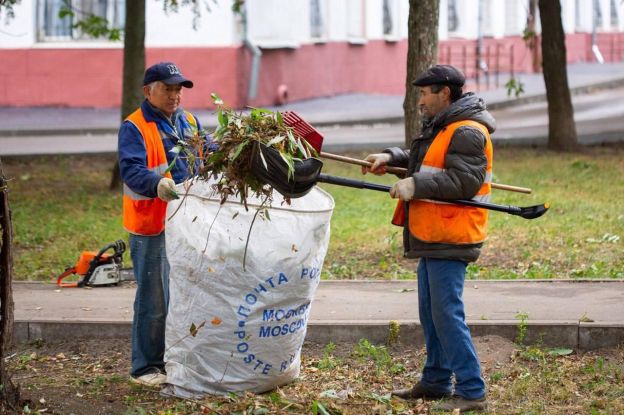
[1,0,623,109]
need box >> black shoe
[391,382,451,400]
[432,395,488,412]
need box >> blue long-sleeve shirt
[118,100,212,198]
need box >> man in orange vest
[118,62,211,387]
[363,65,494,412]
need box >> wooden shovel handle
[319,151,532,194]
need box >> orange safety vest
[392,120,493,245]
[122,108,196,236]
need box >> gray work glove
[362,153,392,175]
[390,177,415,201]
[157,177,179,201]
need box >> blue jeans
[417,257,486,400]
[129,232,170,377]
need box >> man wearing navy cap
[118,62,211,387]
[362,64,495,412]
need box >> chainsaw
[56,240,127,288]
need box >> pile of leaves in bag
[172,93,314,208]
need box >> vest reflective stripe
[122,109,174,235]
[392,120,493,245]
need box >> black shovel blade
[517,202,550,219]
[251,142,323,198]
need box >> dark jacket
[384,92,496,263]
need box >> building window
[610,0,619,27]
[37,0,125,42]
[310,0,328,40]
[575,0,582,29]
[448,0,459,32]
[382,0,400,38]
[594,0,603,28]
[346,0,366,42]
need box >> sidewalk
[2,62,624,137]
[13,280,624,350]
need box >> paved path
[14,280,624,350]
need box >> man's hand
[362,153,391,175]
[390,178,415,201]
[157,178,179,201]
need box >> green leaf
[249,107,273,116]
[189,322,197,336]
[302,138,319,157]
[368,392,391,404]
[258,146,268,170]
[58,7,74,19]
[230,141,249,161]
[548,348,573,356]
[275,111,283,125]
[217,109,227,127]
[163,156,178,174]
[211,92,223,106]
[266,135,285,147]
[286,129,297,153]
[279,152,295,180]
[294,135,308,157]
[311,401,330,415]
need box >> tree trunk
[538,0,579,151]
[110,0,146,189]
[0,159,20,413]
[404,0,439,146]
[527,0,541,73]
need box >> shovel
[252,143,549,220]
[281,111,532,194]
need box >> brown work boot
[391,382,451,400]
[432,395,488,412]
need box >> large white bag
[164,180,334,397]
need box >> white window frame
[382,0,401,42]
[310,0,329,43]
[36,0,125,43]
[447,0,460,34]
[246,0,301,49]
[346,0,366,44]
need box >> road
[2,87,624,156]
[318,86,624,150]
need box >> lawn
[3,145,623,281]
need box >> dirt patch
[12,334,611,415]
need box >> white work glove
[362,153,392,175]
[157,178,179,201]
[390,177,415,201]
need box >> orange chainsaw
[55,240,126,288]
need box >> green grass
[3,145,624,281]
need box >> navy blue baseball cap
[143,62,194,88]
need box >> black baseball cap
[412,64,465,87]
[143,62,194,88]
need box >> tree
[403,0,439,146]
[0,159,20,413]
[0,5,22,413]
[538,0,578,151]
[109,0,146,189]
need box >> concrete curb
[14,319,624,350]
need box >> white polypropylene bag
[163,180,334,397]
